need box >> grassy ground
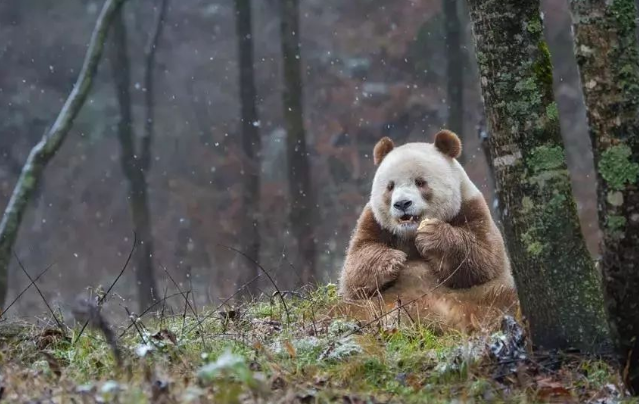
[0,284,634,403]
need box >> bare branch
[160,265,207,347]
[0,262,55,319]
[13,252,65,334]
[0,0,127,307]
[118,291,185,338]
[75,233,137,344]
[218,244,290,325]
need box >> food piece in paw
[418,217,434,232]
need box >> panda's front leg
[415,217,495,289]
[414,218,459,275]
[340,244,407,299]
[414,218,449,254]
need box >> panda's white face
[370,143,463,238]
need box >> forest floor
[0,284,634,403]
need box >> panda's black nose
[393,200,412,211]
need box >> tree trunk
[141,0,168,171]
[234,0,261,296]
[0,0,125,310]
[109,9,158,312]
[570,0,639,393]
[444,0,465,165]
[279,0,316,285]
[467,0,609,352]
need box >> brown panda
[336,130,518,332]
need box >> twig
[161,266,207,347]
[189,275,198,317]
[160,282,169,327]
[183,272,262,336]
[75,233,137,344]
[72,298,122,367]
[118,291,185,338]
[123,306,149,345]
[283,253,305,286]
[101,233,138,306]
[13,252,65,333]
[161,266,199,321]
[180,291,190,337]
[218,244,290,325]
[0,262,55,319]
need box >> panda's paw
[417,217,443,233]
[382,249,407,280]
[415,219,444,251]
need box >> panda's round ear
[434,129,462,159]
[373,137,395,165]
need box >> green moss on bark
[571,0,639,391]
[529,145,565,172]
[469,0,609,351]
[598,144,639,192]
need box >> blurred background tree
[0,0,602,325]
[234,0,262,298]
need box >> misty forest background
[0,0,599,320]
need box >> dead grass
[0,284,634,403]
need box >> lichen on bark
[468,0,609,352]
[570,0,639,393]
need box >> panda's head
[370,130,466,238]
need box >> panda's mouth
[398,214,420,224]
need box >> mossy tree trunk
[466,0,609,352]
[235,0,262,296]
[570,0,639,393]
[110,9,158,312]
[280,0,316,284]
[0,0,126,311]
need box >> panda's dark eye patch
[415,177,427,188]
[387,181,395,192]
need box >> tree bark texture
[444,0,465,165]
[570,0,639,393]
[280,0,316,285]
[110,9,158,312]
[0,0,126,310]
[234,0,262,296]
[467,0,609,352]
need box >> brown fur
[415,197,506,289]
[339,206,407,300]
[338,131,516,333]
[373,137,395,165]
[339,198,517,333]
[434,129,462,158]
[331,287,518,334]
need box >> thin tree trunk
[570,0,639,393]
[467,0,609,352]
[141,0,168,172]
[234,0,262,296]
[110,9,158,312]
[444,0,465,165]
[279,0,316,285]
[0,0,125,310]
